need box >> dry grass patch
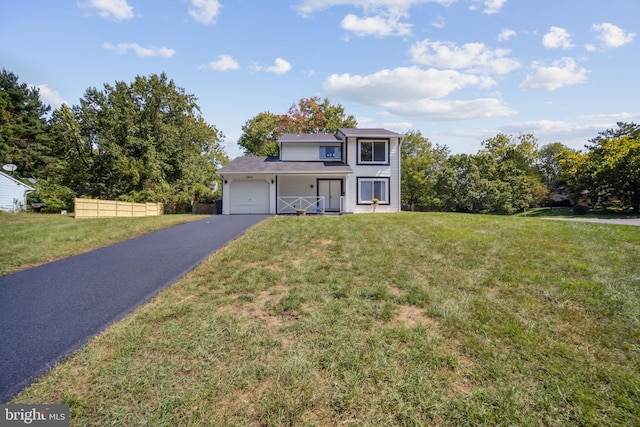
[393,303,440,329]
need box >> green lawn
[12,213,640,426]
[0,213,205,276]
[520,206,640,218]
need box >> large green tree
[0,69,55,179]
[589,135,640,211]
[237,112,285,157]
[238,96,357,156]
[538,142,569,192]
[401,130,449,208]
[481,133,547,207]
[53,73,227,203]
[559,123,640,211]
[429,133,539,214]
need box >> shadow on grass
[521,207,640,219]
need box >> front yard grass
[12,213,640,426]
[521,206,640,218]
[0,213,205,276]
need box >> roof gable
[337,128,403,138]
[0,171,35,190]
[279,133,340,143]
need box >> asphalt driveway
[0,214,270,403]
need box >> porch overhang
[218,156,352,176]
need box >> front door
[318,179,342,212]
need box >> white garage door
[229,180,270,214]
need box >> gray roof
[218,156,352,175]
[338,128,403,138]
[278,128,403,143]
[279,133,341,143]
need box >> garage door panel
[229,180,270,214]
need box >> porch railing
[278,196,344,214]
[278,196,324,214]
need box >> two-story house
[217,128,403,214]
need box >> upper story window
[358,139,388,164]
[320,145,341,160]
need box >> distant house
[0,171,35,213]
[218,128,403,214]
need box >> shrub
[573,204,589,215]
[28,182,76,213]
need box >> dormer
[279,133,344,162]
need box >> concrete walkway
[0,215,270,403]
[541,217,640,226]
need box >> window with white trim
[320,145,341,160]
[358,177,389,204]
[358,140,388,164]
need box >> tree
[587,135,640,211]
[282,96,357,134]
[433,144,533,214]
[53,73,227,204]
[538,142,569,192]
[560,123,640,211]
[434,154,493,213]
[589,121,640,144]
[400,130,449,208]
[237,112,284,157]
[0,69,54,179]
[238,96,357,156]
[480,133,546,207]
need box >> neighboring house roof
[0,171,35,191]
[338,128,403,138]
[219,156,352,175]
[279,133,341,143]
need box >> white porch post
[269,176,277,214]
[221,177,232,215]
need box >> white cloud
[325,67,485,102]
[83,0,134,21]
[208,55,240,71]
[385,98,514,120]
[103,42,175,58]
[483,0,507,14]
[431,16,446,29]
[542,26,574,49]
[469,0,507,14]
[519,58,589,91]
[296,0,453,38]
[323,66,514,120]
[295,0,455,18]
[357,115,413,132]
[341,13,412,37]
[409,39,521,75]
[498,28,516,41]
[189,0,222,24]
[592,23,635,48]
[33,84,66,108]
[255,58,292,75]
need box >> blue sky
[1,0,638,158]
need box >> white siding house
[218,128,403,215]
[0,171,35,213]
